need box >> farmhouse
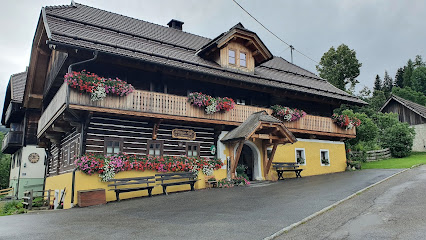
[380,94,426,152]
[4,2,365,208]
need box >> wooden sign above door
[172,129,196,140]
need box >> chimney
[167,19,184,31]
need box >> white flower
[91,86,107,101]
[205,98,217,114]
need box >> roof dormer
[197,23,272,72]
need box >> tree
[358,86,371,100]
[373,75,382,92]
[0,133,11,189]
[382,71,393,98]
[394,67,404,88]
[369,90,387,112]
[410,66,426,95]
[316,44,362,91]
[414,55,425,67]
[403,59,414,88]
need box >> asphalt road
[279,165,426,240]
[0,169,400,240]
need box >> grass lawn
[362,152,426,169]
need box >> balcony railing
[38,83,356,137]
[4,102,23,125]
[2,131,23,154]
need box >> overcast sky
[1,0,425,110]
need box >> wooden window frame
[147,140,164,156]
[228,49,236,65]
[104,137,123,155]
[186,142,200,157]
[239,51,247,68]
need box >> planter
[77,188,106,207]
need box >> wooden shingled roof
[380,94,426,119]
[36,3,365,105]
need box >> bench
[156,172,198,195]
[108,176,155,201]
[272,162,303,180]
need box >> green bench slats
[108,176,155,201]
[272,162,303,180]
[155,172,198,195]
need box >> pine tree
[382,71,393,97]
[374,74,382,91]
[414,55,425,67]
[403,59,414,88]
[394,67,404,88]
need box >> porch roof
[221,111,297,144]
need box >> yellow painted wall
[268,140,347,180]
[45,169,227,209]
[222,139,347,180]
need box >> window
[186,142,200,157]
[240,52,247,67]
[104,138,122,155]
[295,148,306,165]
[147,140,163,156]
[229,49,236,65]
[320,149,330,166]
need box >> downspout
[68,51,98,208]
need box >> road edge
[263,167,413,240]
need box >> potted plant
[321,157,330,165]
[296,157,305,165]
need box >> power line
[231,0,319,65]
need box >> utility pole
[290,45,294,63]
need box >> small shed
[380,95,426,152]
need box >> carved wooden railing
[38,83,356,137]
[2,131,23,153]
[37,83,68,136]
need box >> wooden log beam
[231,140,244,179]
[152,119,163,140]
[251,134,280,140]
[265,143,278,175]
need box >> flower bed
[331,113,361,130]
[270,105,307,121]
[74,153,223,182]
[64,70,134,101]
[188,92,235,114]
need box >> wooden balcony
[4,102,24,126]
[2,131,23,154]
[38,83,356,138]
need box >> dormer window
[240,52,246,67]
[229,49,236,65]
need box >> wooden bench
[272,162,303,180]
[156,172,198,195]
[108,176,155,201]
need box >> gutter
[57,51,98,208]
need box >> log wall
[47,130,81,176]
[85,115,216,158]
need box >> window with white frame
[295,148,306,165]
[228,49,236,65]
[239,52,247,67]
[320,149,330,166]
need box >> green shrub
[380,123,415,157]
[1,201,25,216]
[32,197,47,208]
